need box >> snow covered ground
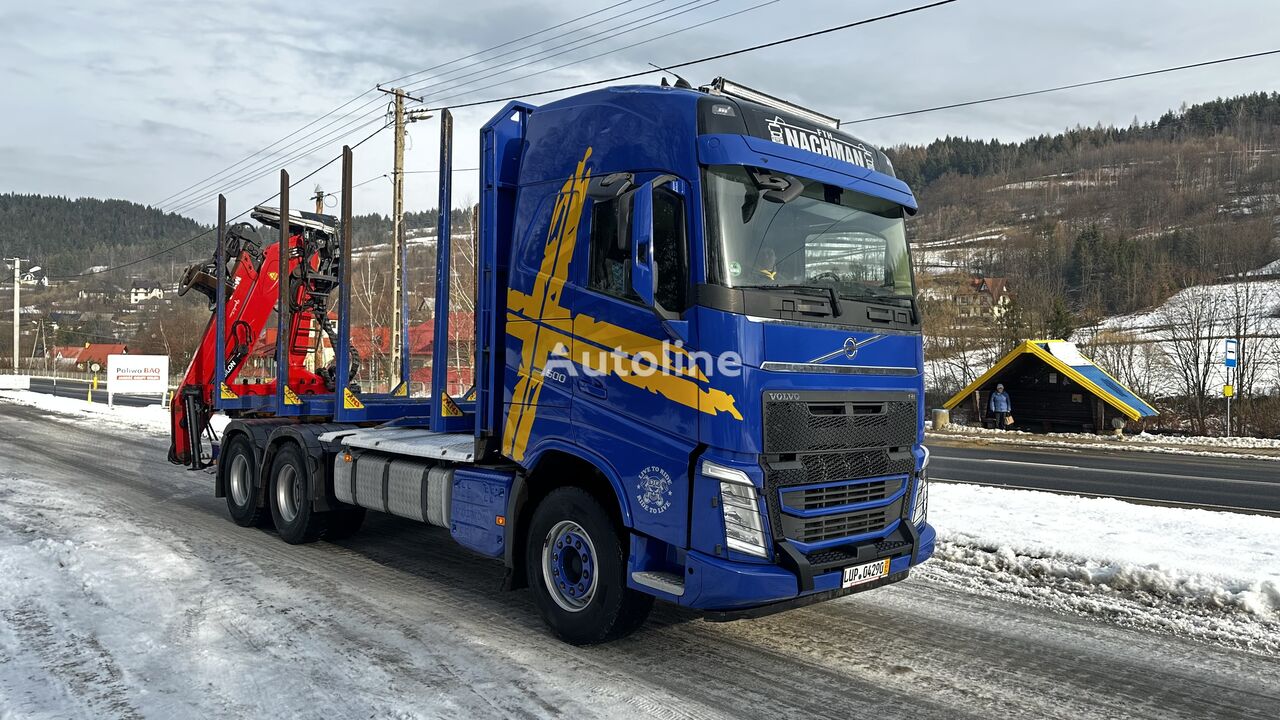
[926,483,1280,651]
[1,392,1278,716]
[929,424,1280,459]
[0,390,226,437]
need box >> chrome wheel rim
[229,453,251,506]
[276,464,302,523]
[542,520,598,612]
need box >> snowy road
[1,402,1278,719]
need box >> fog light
[703,460,769,558]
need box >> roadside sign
[107,354,169,406]
[1224,339,1238,368]
[1223,384,1234,398]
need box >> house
[235,315,476,397]
[130,281,165,304]
[954,276,1013,320]
[73,343,128,372]
[49,345,83,369]
[942,340,1157,433]
[78,286,123,303]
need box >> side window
[652,186,687,314]
[587,197,639,302]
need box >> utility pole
[9,257,18,374]
[390,88,406,389]
[379,86,431,391]
[313,187,325,215]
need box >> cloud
[3,0,1280,222]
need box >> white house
[129,281,164,304]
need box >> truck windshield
[703,165,913,300]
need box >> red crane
[168,208,342,467]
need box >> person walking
[989,383,1013,429]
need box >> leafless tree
[1156,286,1225,434]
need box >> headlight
[703,460,769,558]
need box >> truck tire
[525,487,653,645]
[223,434,267,527]
[268,442,326,544]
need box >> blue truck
[170,77,934,644]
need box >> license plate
[841,558,890,589]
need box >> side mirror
[629,181,655,307]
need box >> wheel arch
[503,443,633,590]
[261,423,357,512]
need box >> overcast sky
[3,0,1279,225]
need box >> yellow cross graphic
[502,149,742,463]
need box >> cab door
[570,177,697,547]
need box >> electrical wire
[411,0,777,109]
[843,47,1280,124]
[423,0,960,112]
[48,121,391,279]
[57,0,961,277]
[151,0,647,211]
[154,0,676,216]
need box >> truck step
[631,571,685,597]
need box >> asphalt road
[1,401,1277,719]
[927,440,1280,514]
[24,376,162,408]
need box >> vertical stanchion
[277,170,290,411]
[214,195,228,407]
[430,109,453,433]
[336,146,354,418]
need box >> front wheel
[525,488,653,645]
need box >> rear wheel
[223,434,266,527]
[525,488,653,645]
[268,443,326,544]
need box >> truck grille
[780,478,894,512]
[792,507,893,544]
[761,391,917,549]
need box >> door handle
[577,376,607,399]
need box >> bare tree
[1156,286,1225,434]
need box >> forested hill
[0,194,469,281]
[895,91,1280,335]
[0,194,208,277]
[887,92,1280,191]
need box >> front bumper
[678,521,935,612]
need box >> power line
[843,47,1280,124]
[425,0,961,112]
[49,122,391,280]
[56,1,959,277]
[152,0,667,215]
[401,0,721,100]
[158,1,712,218]
[411,0,777,109]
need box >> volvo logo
[808,335,886,364]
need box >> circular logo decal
[636,465,673,514]
[728,261,742,277]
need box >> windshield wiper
[737,284,842,317]
[839,291,913,308]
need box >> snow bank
[0,390,228,437]
[928,483,1280,649]
[929,424,1280,459]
